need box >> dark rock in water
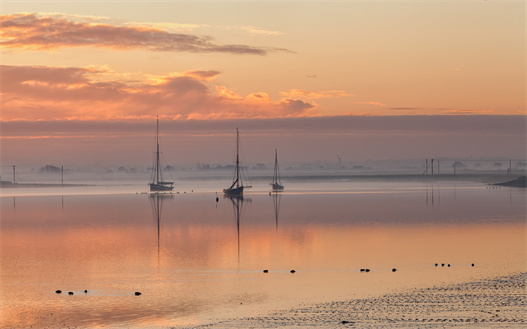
[290,269,296,273]
[360,269,365,272]
[55,290,62,294]
[435,263,438,267]
[493,176,527,188]
[135,292,142,296]
[263,269,269,273]
[365,269,370,272]
[84,290,88,293]
[392,268,397,272]
[472,263,475,267]
[68,292,73,295]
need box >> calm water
[1,179,525,328]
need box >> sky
[0,0,525,170]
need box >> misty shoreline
[2,172,525,188]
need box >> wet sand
[182,273,526,328]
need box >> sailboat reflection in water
[271,191,282,230]
[149,193,173,262]
[226,194,251,262]
[223,128,251,196]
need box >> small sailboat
[270,149,284,191]
[223,128,251,196]
[149,117,174,192]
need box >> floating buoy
[471,263,475,267]
[435,263,438,267]
[55,290,62,294]
[135,292,142,296]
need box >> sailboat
[223,128,251,196]
[270,149,284,191]
[149,117,174,192]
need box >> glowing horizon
[0,2,525,166]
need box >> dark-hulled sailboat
[223,128,251,196]
[270,149,284,191]
[149,117,174,192]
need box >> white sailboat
[223,128,251,196]
[149,117,174,192]
[270,149,284,191]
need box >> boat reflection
[271,192,282,230]
[225,194,251,264]
[149,192,173,261]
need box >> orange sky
[0,1,525,167]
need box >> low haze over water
[1,178,525,328]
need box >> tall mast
[274,149,278,183]
[235,127,240,187]
[156,116,160,184]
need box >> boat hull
[223,186,244,195]
[271,183,284,190]
[149,183,174,191]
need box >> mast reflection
[225,194,251,264]
[149,192,173,262]
[271,192,282,230]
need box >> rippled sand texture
[186,273,526,328]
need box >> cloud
[221,25,284,36]
[0,13,290,55]
[280,89,352,100]
[0,64,315,121]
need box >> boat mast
[235,127,240,188]
[156,116,160,184]
[273,149,278,183]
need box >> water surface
[1,179,525,328]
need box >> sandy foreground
[180,273,526,329]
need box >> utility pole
[12,165,16,184]
[61,165,64,184]
[431,159,434,176]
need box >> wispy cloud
[280,89,352,100]
[0,64,314,121]
[0,13,290,55]
[355,101,386,107]
[221,25,284,36]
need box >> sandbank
[182,273,526,328]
